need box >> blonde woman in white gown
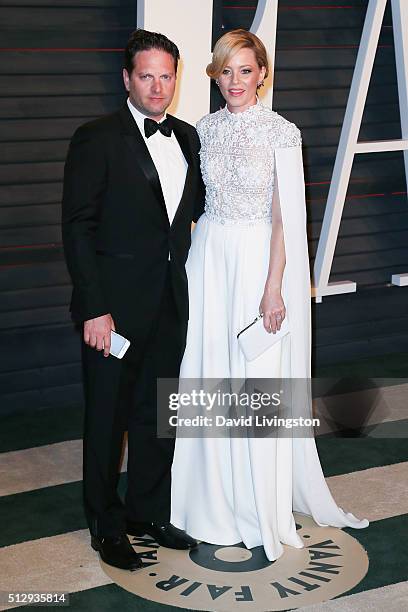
[171,29,368,562]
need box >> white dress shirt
[127,98,188,226]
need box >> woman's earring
[215,79,219,86]
[257,80,264,88]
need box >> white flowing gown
[170,100,369,561]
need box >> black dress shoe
[126,521,198,550]
[91,534,143,571]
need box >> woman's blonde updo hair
[207,29,269,81]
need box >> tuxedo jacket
[62,103,205,351]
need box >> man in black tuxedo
[62,29,204,570]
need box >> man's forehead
[133,49,175,72]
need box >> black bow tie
[144,117,172,139]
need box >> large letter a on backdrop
[312,0,408,302]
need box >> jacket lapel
[118,105,168,222]
[169,115,194,227]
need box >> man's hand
[84,314,116,357]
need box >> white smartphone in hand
[109,330,131,359]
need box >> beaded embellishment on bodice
[196,100,301,225]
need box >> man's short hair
[124,29,180,74]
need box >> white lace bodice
[196,100,301,225]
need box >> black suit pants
[81,270,184,538]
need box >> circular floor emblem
[102,514,369,611]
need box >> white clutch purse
[237,314,290,361]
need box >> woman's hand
[259,287,286,333]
